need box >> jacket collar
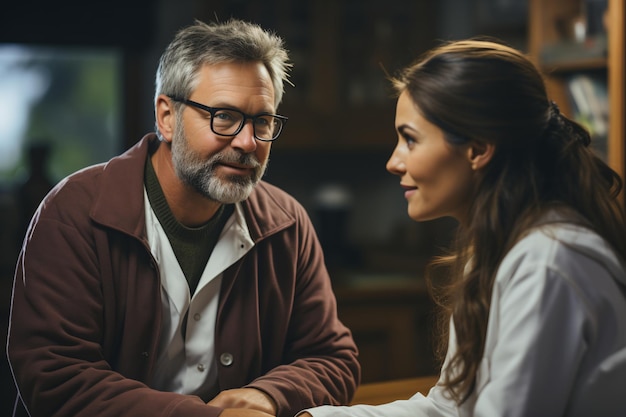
[90,133,295,242]
[90,134,154,238]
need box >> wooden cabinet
[333,276,439,383]
[528,0,626,186]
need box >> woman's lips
[401,184,417,199]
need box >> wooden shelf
[541,56,607,73]
[528,0,625,190]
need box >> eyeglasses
[168,96,288,142]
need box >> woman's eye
[403,134,417,147]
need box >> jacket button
[220,352,234,367]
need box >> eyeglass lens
[212,109,282,140]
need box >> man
[7,19,360,417]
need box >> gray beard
[170,119,267,204]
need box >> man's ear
[466,141,495,170]
[155,94,175,143]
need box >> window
[0,44,122,185]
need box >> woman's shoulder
[498,216,626,297]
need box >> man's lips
[218,162,254,174]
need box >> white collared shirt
[143,190,255,400]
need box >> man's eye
[214,112,234,121]
[255,117,270,126]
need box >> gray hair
[154,18,291,137]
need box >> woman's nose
[386,147,405,176]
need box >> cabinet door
[335,283,438,383]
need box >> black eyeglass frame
[168,95,288,142]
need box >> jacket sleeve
[7,189,226,417]
[241,199,361,417]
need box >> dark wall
[0,0,156,49]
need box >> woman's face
[386,91,476,224]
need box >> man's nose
[230,120,257,152]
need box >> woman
[300,39,626,416]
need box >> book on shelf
[565,72,608,161]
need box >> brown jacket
[8,134,360,417]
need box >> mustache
[210,150,261,169]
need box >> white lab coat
[305,214,626,417]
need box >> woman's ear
[466,141,495,170]
[155,94,175,143]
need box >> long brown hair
[391,38,626,403]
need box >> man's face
[171,61,275,204]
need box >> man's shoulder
[46,162,107,204]
[52,134,151,195]
[40,136,151,229]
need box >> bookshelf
[528,0,625,188]
[195,0,438,151]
